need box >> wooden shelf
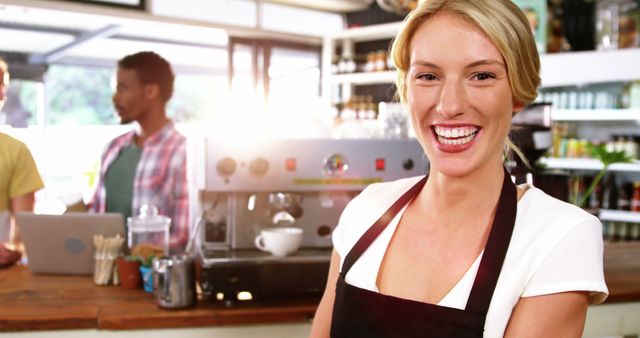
[328,48,640,88]
[551,109,640,122]
[600,209,640,223]
[540,49,640,88]
[324,21,640,89]
[539,157,640,172]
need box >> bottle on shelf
[618,182,632,211]
[603,220,612,240]
[364,52,375,73]
[619,0,639,49]
[568,175,586,206]
[547,0,572,53]
[602,173,618,210]
[595,0,639,50]
[335,55,357,74]
[628,223,640,241]
[631,181,640,212]
[589,177,604,210]
[630,80,640,108]
[374,51,387,72]
[363,95,377,120]
[618,222,629,241]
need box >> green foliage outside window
[46,65,117,125]
[45,64,223,125]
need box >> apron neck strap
[342,176,427,274]
[465,167,517,314]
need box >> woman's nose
[435,80,466,118]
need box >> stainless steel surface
[194,138,428,302]
[196,138,427,250]
[152,255,197,309]
[200,248,331,264]
[199,138,427,192]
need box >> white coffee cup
[254,227,303,257]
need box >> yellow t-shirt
[0,132,44,212]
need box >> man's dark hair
[118,51,174,103]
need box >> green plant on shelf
[575,143,634,208]
[125,255,154,267]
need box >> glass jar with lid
[127,204,171,257]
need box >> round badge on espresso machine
[323,153,349,176]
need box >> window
[3,63,226,212]
[267,47,326,138]
[226,38,323,138]
[46,65,116,125]
[1,79,39,127]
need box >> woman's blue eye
[474,72,496,81]
[416,73,437,81]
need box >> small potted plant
[115,255,142,289]
[130,244,165,293]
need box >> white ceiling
[265,0,373,13]
[0,0,366,72]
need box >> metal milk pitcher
[152,255,197,309]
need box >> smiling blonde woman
[310,1,608,337]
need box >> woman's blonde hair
[390,0,541,164]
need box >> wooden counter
[0,241,639,332]
[0,265,317,332]
[602,241,640,302]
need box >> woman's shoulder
[519,186,599,225]
[515,185,601,243]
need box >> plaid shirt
[91,122,189,252]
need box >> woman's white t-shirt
[332,176,608,338]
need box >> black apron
[330,168,517,338]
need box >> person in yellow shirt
[0,58,44,267]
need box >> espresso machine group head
[194,138,427,303]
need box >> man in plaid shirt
[91,51,189,252]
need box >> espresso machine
[508,102,571,200]
[194,138,427,303]
[509,102,553,183]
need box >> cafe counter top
[1,241,640,334]
[0,265,317,332]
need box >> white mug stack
[254,227,303,257]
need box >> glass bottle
[547,0,572,53]
[618,182,631,211]
[596,0,639,50]
[619,0,639,48]
[596,0,623,50]
[602,173,618,210]
[631,181,640,212]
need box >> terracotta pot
[116,257,141,289]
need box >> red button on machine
[375,158,385,171]
[286,158,297,171]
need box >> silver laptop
[17,212,125,275]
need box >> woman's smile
[431,124,482,153]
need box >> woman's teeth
[434,126,479,145]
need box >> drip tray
[200,248,332,265]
